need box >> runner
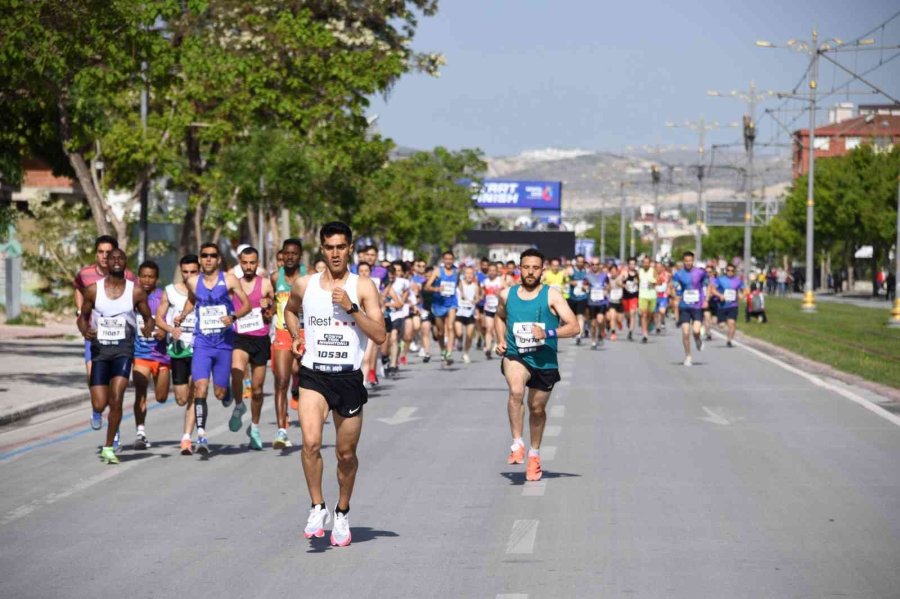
[703,264,719,341]
[585,258,610,349]
[271,239,304,432]
[671,251,708,366]
[475,257,491,351]
[712,263,745,347]
[542,258,567,297]
[494,248,579,481]
[621,258,640,341]
[175,243,251,455]
[654,261,671,334]
[567,254,590,345]
[637,256,657,344]
[385,260,412,375]
[481,262,505,359]
[155,255,200,455]
[425,251,459,365]
[607,264,624,342]
[409,259,432,362]
[76,248,153,464]
[455,266,482,364]
[229,246,277,450]
[131,260,170,450]
[283,221,386,547]
[74,235,135,433]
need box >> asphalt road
[1,327,898,599]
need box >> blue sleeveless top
[193,271,234,348]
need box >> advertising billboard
[707,201,751,227]
[473,179,562,211]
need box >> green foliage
[4,310,44,327]
[354,147,486,255]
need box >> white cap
[236,243,250,255]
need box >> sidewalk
[786,291,895,311]
[0,317,89,426]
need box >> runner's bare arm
[533,287,580,340]
[155,291,176,336]
[133,287,155,338]
[345,277,386,346]
[225,273,251,322]
[77,285,97,340]
[175,276,197,326]
[284,275,310,355]
[425,270,441,294]
[261,278,275,321]
[493,288,510,355]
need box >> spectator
[887,271,896,302]
[776,268,787,296]
[746,283,768,323]
[766,268,777,295]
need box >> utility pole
[600,198,606,263]
[629,206,636,259]
[619,182,626,261]
[138,59,149,265]
[888,176,900,327]
[651,165,661,259]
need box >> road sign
[707,200,752,227]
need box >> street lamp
[707,82,774,281]
[889,176,900,327]
[651,165,661,259]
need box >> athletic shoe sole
[330,532,351,547]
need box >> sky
[368,0,900,157]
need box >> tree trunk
[247,205,259,249]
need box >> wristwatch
[347,302,360,314]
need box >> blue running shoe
[112,431,121,454]
[221,389,233,408]
[197,436,209,455]
[90,410,103,430]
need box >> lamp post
[651,165,661,259]
[138,60,149,264]
[889,176,900,327]
[619,181,627,261]
[600,198,606,263]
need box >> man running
[155,255,200,455]
[77,248,153,464]
[567,254,590,345]
[495,249,579,481]
[75,235,135,433]
[712,263,745,348]
[637,256,657,344]
[229,246,276,449]
[481,262,505,359]
[654,261,671,334]
[585,258,610,349]
[621,257,640,341]
[132,260,170,450]
[385,260,412,375]
[175,243,251,455]
[283,221,386,547]
[426,251,459,365]
[671,251,708,366]
[607,264,624,342]
[272,239,304,421]
[455,266,482,364]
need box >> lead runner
[283,221,386,547]
[494,248,579,481]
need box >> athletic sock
[137,425,145,435]
[528,448,540,458]
[194,398,208,430]
[250,423,258,432]
[182,433,191,441]
[311,502,326,510]
[335,505,349,516]
[513,437,524,447]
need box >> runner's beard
[521,276,540,291]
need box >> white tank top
[301,272,368,373]
[92,278,136,345]
[165,284,195,346]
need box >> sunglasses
[200,253,218,259]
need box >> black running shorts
[299,366,367,418]
[500,356,561,393]
[233,334,271,366]
[171,356,192,386]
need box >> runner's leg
[333,411,363,511]
[298,389,330,505]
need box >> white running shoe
[683,356,693,367]
[331,508,351,547]
[462,353,471,364]
[304,505,330,539]
[409,341,420,353]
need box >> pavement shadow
[1,371,85,388]
[305,527,399,553]
[499,471,581,486]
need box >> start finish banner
[473,179,562,211]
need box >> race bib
[97,316,126,344]
[457,300,475,318]
[625,281,638,294]
[513,322,545,352]
[572,281,585,295]
[418,309,430,320]
[235,307,264,334]
[136,315,152,340]
[723,289,737,302]
[199,305,228,333]
[683,289,701,305]
[642,281,654,291]
[655,284,668,294]
[390,305,409,322]
[311,327,358,373]
[485,295,499,311]
[609,288,623,302]
[440,281,456,297]
[590,288,606,302]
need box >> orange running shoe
[507,443,525,465]
[180,438,193,455]
[610,331,617,342]
[526,455,543,481]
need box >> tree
[354,147,486,256]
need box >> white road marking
[543,425,561,437]
[505,519,539,554]
[376,407,420,425]
[549,405,565,418]
[698,406,732,426]
[522,481,546,497]
[540,446,557,461]
[728,335,900,429]
[497,595,528,599]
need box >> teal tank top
[504,284,559,370]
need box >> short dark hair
[480,257,490,263]
[442,250,454,258]
[319,221,352,244]
[180,254,199,266]
[575,253,584,260]
[683,251,695,259]
[95,235,118,250]
[138,260,159,275]
[239,246,258,258]
[200,242,218,254]
[360,244,377,254]
[520,248,545,263]
[282,238,303,252]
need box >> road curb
[0,392,91,427]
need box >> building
[792,104,900,178]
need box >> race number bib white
[609,288,623,302]
[723,289,737,302]
[312,327,358,373]
[457,300,475,318]
[590,288,606,302]
[625,281,638,294]
[513,322,545,352]
[642,280,654,291]
[683,289,701,305]
[440,281,456,297]
[390,305,410,322]
[199,305,228,333]
[485,295,499,311]
[97,316,126,344]
[655,284,668,294]
[136,315,152,340]
[235,307,264,334]
[572,281,584,295]
[179,313,196,345]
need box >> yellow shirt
[543,270,568,297]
